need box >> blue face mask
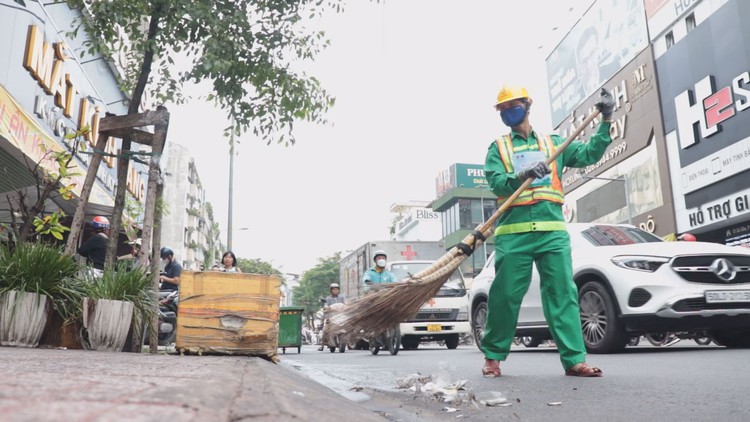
[500,104,528,127]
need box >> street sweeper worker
[480,85,615,378]
[362,250,397,287]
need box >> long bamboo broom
[327,109,602,338]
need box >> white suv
[469,223,750,353]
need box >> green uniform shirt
[484,122,612,228]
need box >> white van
[388,260,471,349]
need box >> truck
[339,241,471,350]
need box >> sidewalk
[0,347,385,422]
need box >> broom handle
[475,110,602,242]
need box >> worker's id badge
[512,151,551,187]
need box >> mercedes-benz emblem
[709,258,737,282]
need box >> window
[665,31,675,49]
[686,13,696,32]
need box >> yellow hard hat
[495,85,530,107]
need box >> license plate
[705,290,750,303]
[427,324,442,332]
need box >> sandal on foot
[482,359,501,377]
[565,362,603,377]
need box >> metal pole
[227,124,235,251]
[623,175,632,225]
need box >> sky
[166,0,595,275]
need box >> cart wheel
[329,346,336,353]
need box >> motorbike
[368,326,401,356]
[150,290,178,346]
[321,302,346,353]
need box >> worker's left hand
[595,88,615,119]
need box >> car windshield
[389,262,465,292]
[577,225,663,246]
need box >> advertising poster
[546,0,648,127]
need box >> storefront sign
[435,163,488,197]
[656,0,750,233]
[684,189,750,230]
[19,25,144,202]
[674,72,750,150]
[397,208,439,232]
[560,47,663,191]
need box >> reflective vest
[495,132,565,207]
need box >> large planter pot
[0,290,49,347]
[81,298,134,352]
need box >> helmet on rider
[160,247,174,259]
[91,216,110,231]
[678,233,697,242]
[373,250,387,262]
[330,283,339,290]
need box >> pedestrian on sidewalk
[220,251,242,272]
[481,85,615,378]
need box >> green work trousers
[480,230,586,369]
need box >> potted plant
[0,243,80,348]
[75,263,156,352]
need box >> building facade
[161,143,221,270]
[0,1,145,248]
[431,163,497,277]
[654,0,750,246]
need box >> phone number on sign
[584,142,627,173]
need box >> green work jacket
[484,122,612,230]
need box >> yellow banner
[0,83,86,195]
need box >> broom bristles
[326,254,463,338]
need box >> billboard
[546,0,648,127]
[435,163,488,197]
[656,0,750,234]
[558,46,675,236]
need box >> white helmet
[373,250,387,261]
[330,283,340,289]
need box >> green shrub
[0,243,81,320]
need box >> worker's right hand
[596,88,615,119]
[517,161,551,180]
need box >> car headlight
[456,311,468,321]
[611,255,670,272]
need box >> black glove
[595,88,615,119]
[517,161,551,181]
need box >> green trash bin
[278,306,305,354]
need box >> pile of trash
[395,373,512,414]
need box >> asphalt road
[279,341,749,421]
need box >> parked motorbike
[153,290,178,346]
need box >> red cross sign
[400,245,417,260]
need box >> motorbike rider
[362,250,397,288]
[77,216,110,276]
[318,283,346,351]
[159,247,181,292]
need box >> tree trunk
[64,135,110,256]
[135,106,169,353]
[104,8,162,269]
